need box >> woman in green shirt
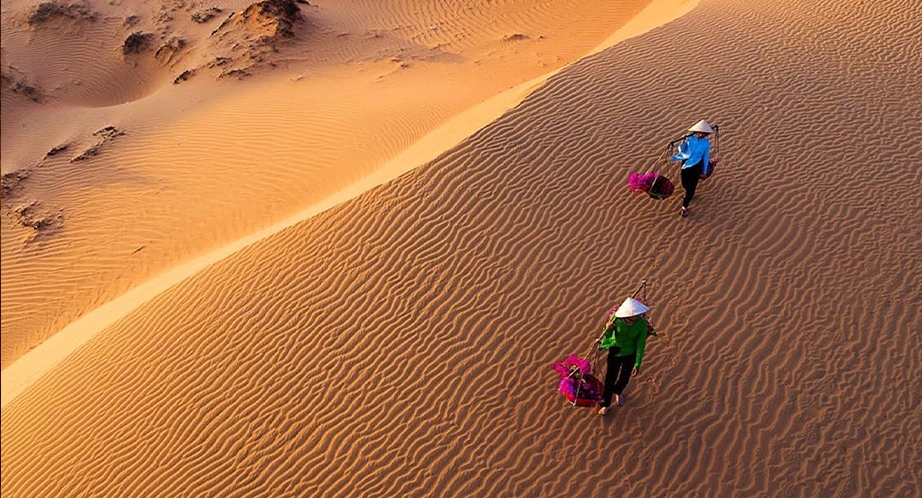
[598,297,653,416]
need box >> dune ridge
[2,0,922,496]
[2,0,662,369]
[1,0,695,406]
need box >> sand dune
[2,0,661,369]
[2,0,922,496]
[1,0,697,408]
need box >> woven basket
[647,174,675,200]
[700,159,718,180]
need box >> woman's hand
[632,367,640,377]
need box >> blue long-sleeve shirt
[671,135,711,175]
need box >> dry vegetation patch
[27,1,96,25]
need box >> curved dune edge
[0,0,698,410]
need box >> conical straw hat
[688,119,714,134]
[614,297,649,318]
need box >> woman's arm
[634,323,648,369]
[671,139,691,162]
[599,320,617,350]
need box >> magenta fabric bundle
[629,172,674,199]
[551,354,591,377]
[628,171,659,193]
[551,355,602,402]
[558,376,602,401]
[606,305,619,320]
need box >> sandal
[680,207,689,217]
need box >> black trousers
[680,163,703,208]
[600,348,635,408]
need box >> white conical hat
[688,119,714,134]
[614,297,649,318]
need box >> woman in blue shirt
[671,120,713,217]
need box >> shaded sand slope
[3,0,922,496]
[1,0,654,369]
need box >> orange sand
[2,0,921,496]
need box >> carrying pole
[632,279,647,300]
[713,125,720,162]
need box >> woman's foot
[680,207,689,217]
[615,394,625,406]
[598,406,610,416]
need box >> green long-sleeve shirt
[599,317,649,369]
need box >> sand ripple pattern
[3,0,922,496]
[1,15,163,107]
[0,0,648,369]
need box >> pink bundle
[558,376,602,401]
[551,354,592,377]
[551,355,602,404]
[628,172,660,193]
